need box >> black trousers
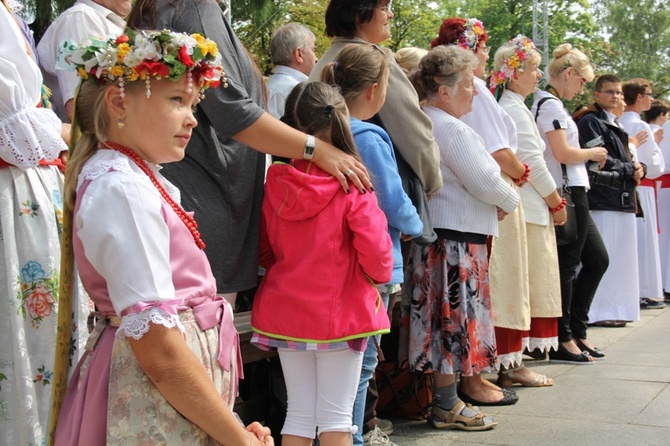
[557,187,609,341]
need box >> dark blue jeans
[557,187,609,341]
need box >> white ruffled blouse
[0,6,66,169]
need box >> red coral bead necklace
[103,141,206,249]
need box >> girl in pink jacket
[251,81,393,446]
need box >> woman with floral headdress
[429,16,527,406]
[489,35,566,387]
[50,30,273,446]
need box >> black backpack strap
[534,96,560,122]
[534,96,569,182]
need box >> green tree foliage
[447,0,597,64]
[387,0,448,52]
[593,0,670,97]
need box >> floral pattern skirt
[399,238,497,376]
[0,165,89,445]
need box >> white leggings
[278,348,364,439]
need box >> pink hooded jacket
[252,160,393,343]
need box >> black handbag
[555,164,578,246]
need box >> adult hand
[588,147,608,168]
[630,130,648,148]
[633,161,644,183]
[552,206,567,226]
[246,422,273,446]
[654,128,664,145]
[312,139,373,193]
[496,207,508,221]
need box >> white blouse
[499,90,557,226]
[75,151,184,338]
[0,6,66,169]
[424,105,519,237]
[460,77,519,155]
[532,89,589,188]
[619,111,665,180]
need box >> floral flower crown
[57,29,226,98]
[456,18,486,52]
[489,34,537,90]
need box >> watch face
[304,135,315,159]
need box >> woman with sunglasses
[532,44,609,364]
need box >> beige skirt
[489,175,530,330]
[526,222,562,318]
[106,310,237,445]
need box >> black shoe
[549,344,595,365]
[574,338,606,360]
[641,297,666,309]
[457,388,519,406]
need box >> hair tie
[325,104,335,117]
[333,61,339,69]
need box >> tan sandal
[497,365,553,388]
[429,400,498,431]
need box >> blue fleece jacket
[351,118,423,285]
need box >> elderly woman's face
[511,59,542,98]
[356,0,394,44]
[446,68,478,118]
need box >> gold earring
[117,118,125,129]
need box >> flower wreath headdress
[56,29,227,99]
[456,18,486,52]
[489,34,537,90]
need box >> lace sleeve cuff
[116,307,185,340]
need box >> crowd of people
[2,0,669,445]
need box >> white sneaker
[362,426,398,446]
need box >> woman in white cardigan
[490,36,566,387]
[400,45,518,431]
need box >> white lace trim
[526,336,558,354]
[77,152,181,203]
[0,107,66,169]
[77,158,133,189]
[496,351,523,370]
[116,307,185,340]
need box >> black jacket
[576,103,637,213]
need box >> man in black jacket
[574,74,651,327]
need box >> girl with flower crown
[126,0,373,311]
[489,35,566,386]
[50,30,273,446]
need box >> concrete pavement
[387,307,670,446]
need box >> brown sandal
[429,400,498,431]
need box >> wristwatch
[303,134,315,160]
